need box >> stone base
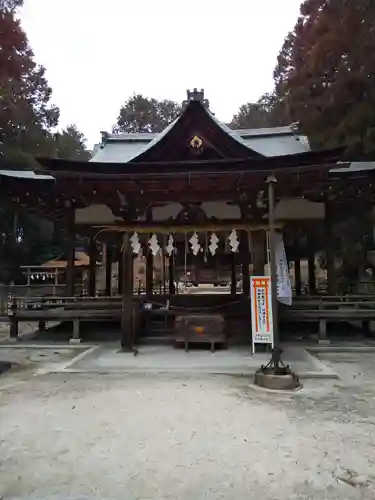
[254,371,300,391]
[0,361,12,375]
[69,338,82,345]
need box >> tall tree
[0,1,89,282]
[230,93,288,129]
[113,94,181,133]
[0,0,23,11]
[0,0,59,166]
[274,0,375,157]
[55,124,91,160]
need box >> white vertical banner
[266,231,292,306]
[274,232,292,306]
[250,276,274,354]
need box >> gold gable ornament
[189,135,203,154]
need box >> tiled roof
[0,169,53,180]
[91,123,310,163]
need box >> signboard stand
[250,276,274,354]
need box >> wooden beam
[95,221,283,234]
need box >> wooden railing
[0,281,174,315]
[7,290,375,343]
[0,284,87,316]
[8,294,121,313]
[7,295,126,340]
[282,294,375,339]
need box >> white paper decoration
[189,232,201,256]
[130,232,141,255]
[165,234,175,256]
[148,234,160,256]
[209,233,219,256]
[228,230,240,253]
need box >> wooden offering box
[174,314,226,352]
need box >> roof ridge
[106,132,157,141]
[101,125,300,141]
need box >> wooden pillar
[241,231,250,296]
[251,231,266,276]
[146,252,153,296]
[105,244,112,296]
[9,297,19,339]
[230,252,236,296]
[65,203,75,296]
[325,201,335,295]
[308,255,316,295]
[193,262,199,285]
[295,259,302,296]
[88,235,96,297]
[215,252,220,284]
[121,233,134,351]
[161,243,166,295]
[169,252,175,295]
[117,242,123,295]
[145,207,153,297]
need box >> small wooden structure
[174,314,225,351]
[2,88,375,346]
[21,250,99,291]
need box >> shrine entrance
[2,89,347,349]
[108,222,272,300]
[151,228,245,296]
[117,199,272,299]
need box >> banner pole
[266,230,270,275]
[266,175,279,349]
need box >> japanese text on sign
[250,276,274,347]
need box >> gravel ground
[1,352,375,500]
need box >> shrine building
[3,89,375,349]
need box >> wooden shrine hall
[2,88,375,349]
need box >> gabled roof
[0,91,353,182]
[91,99,310,164]
[94,99,265,164]
[91,125,310,163]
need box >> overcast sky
[20,0,302,148]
